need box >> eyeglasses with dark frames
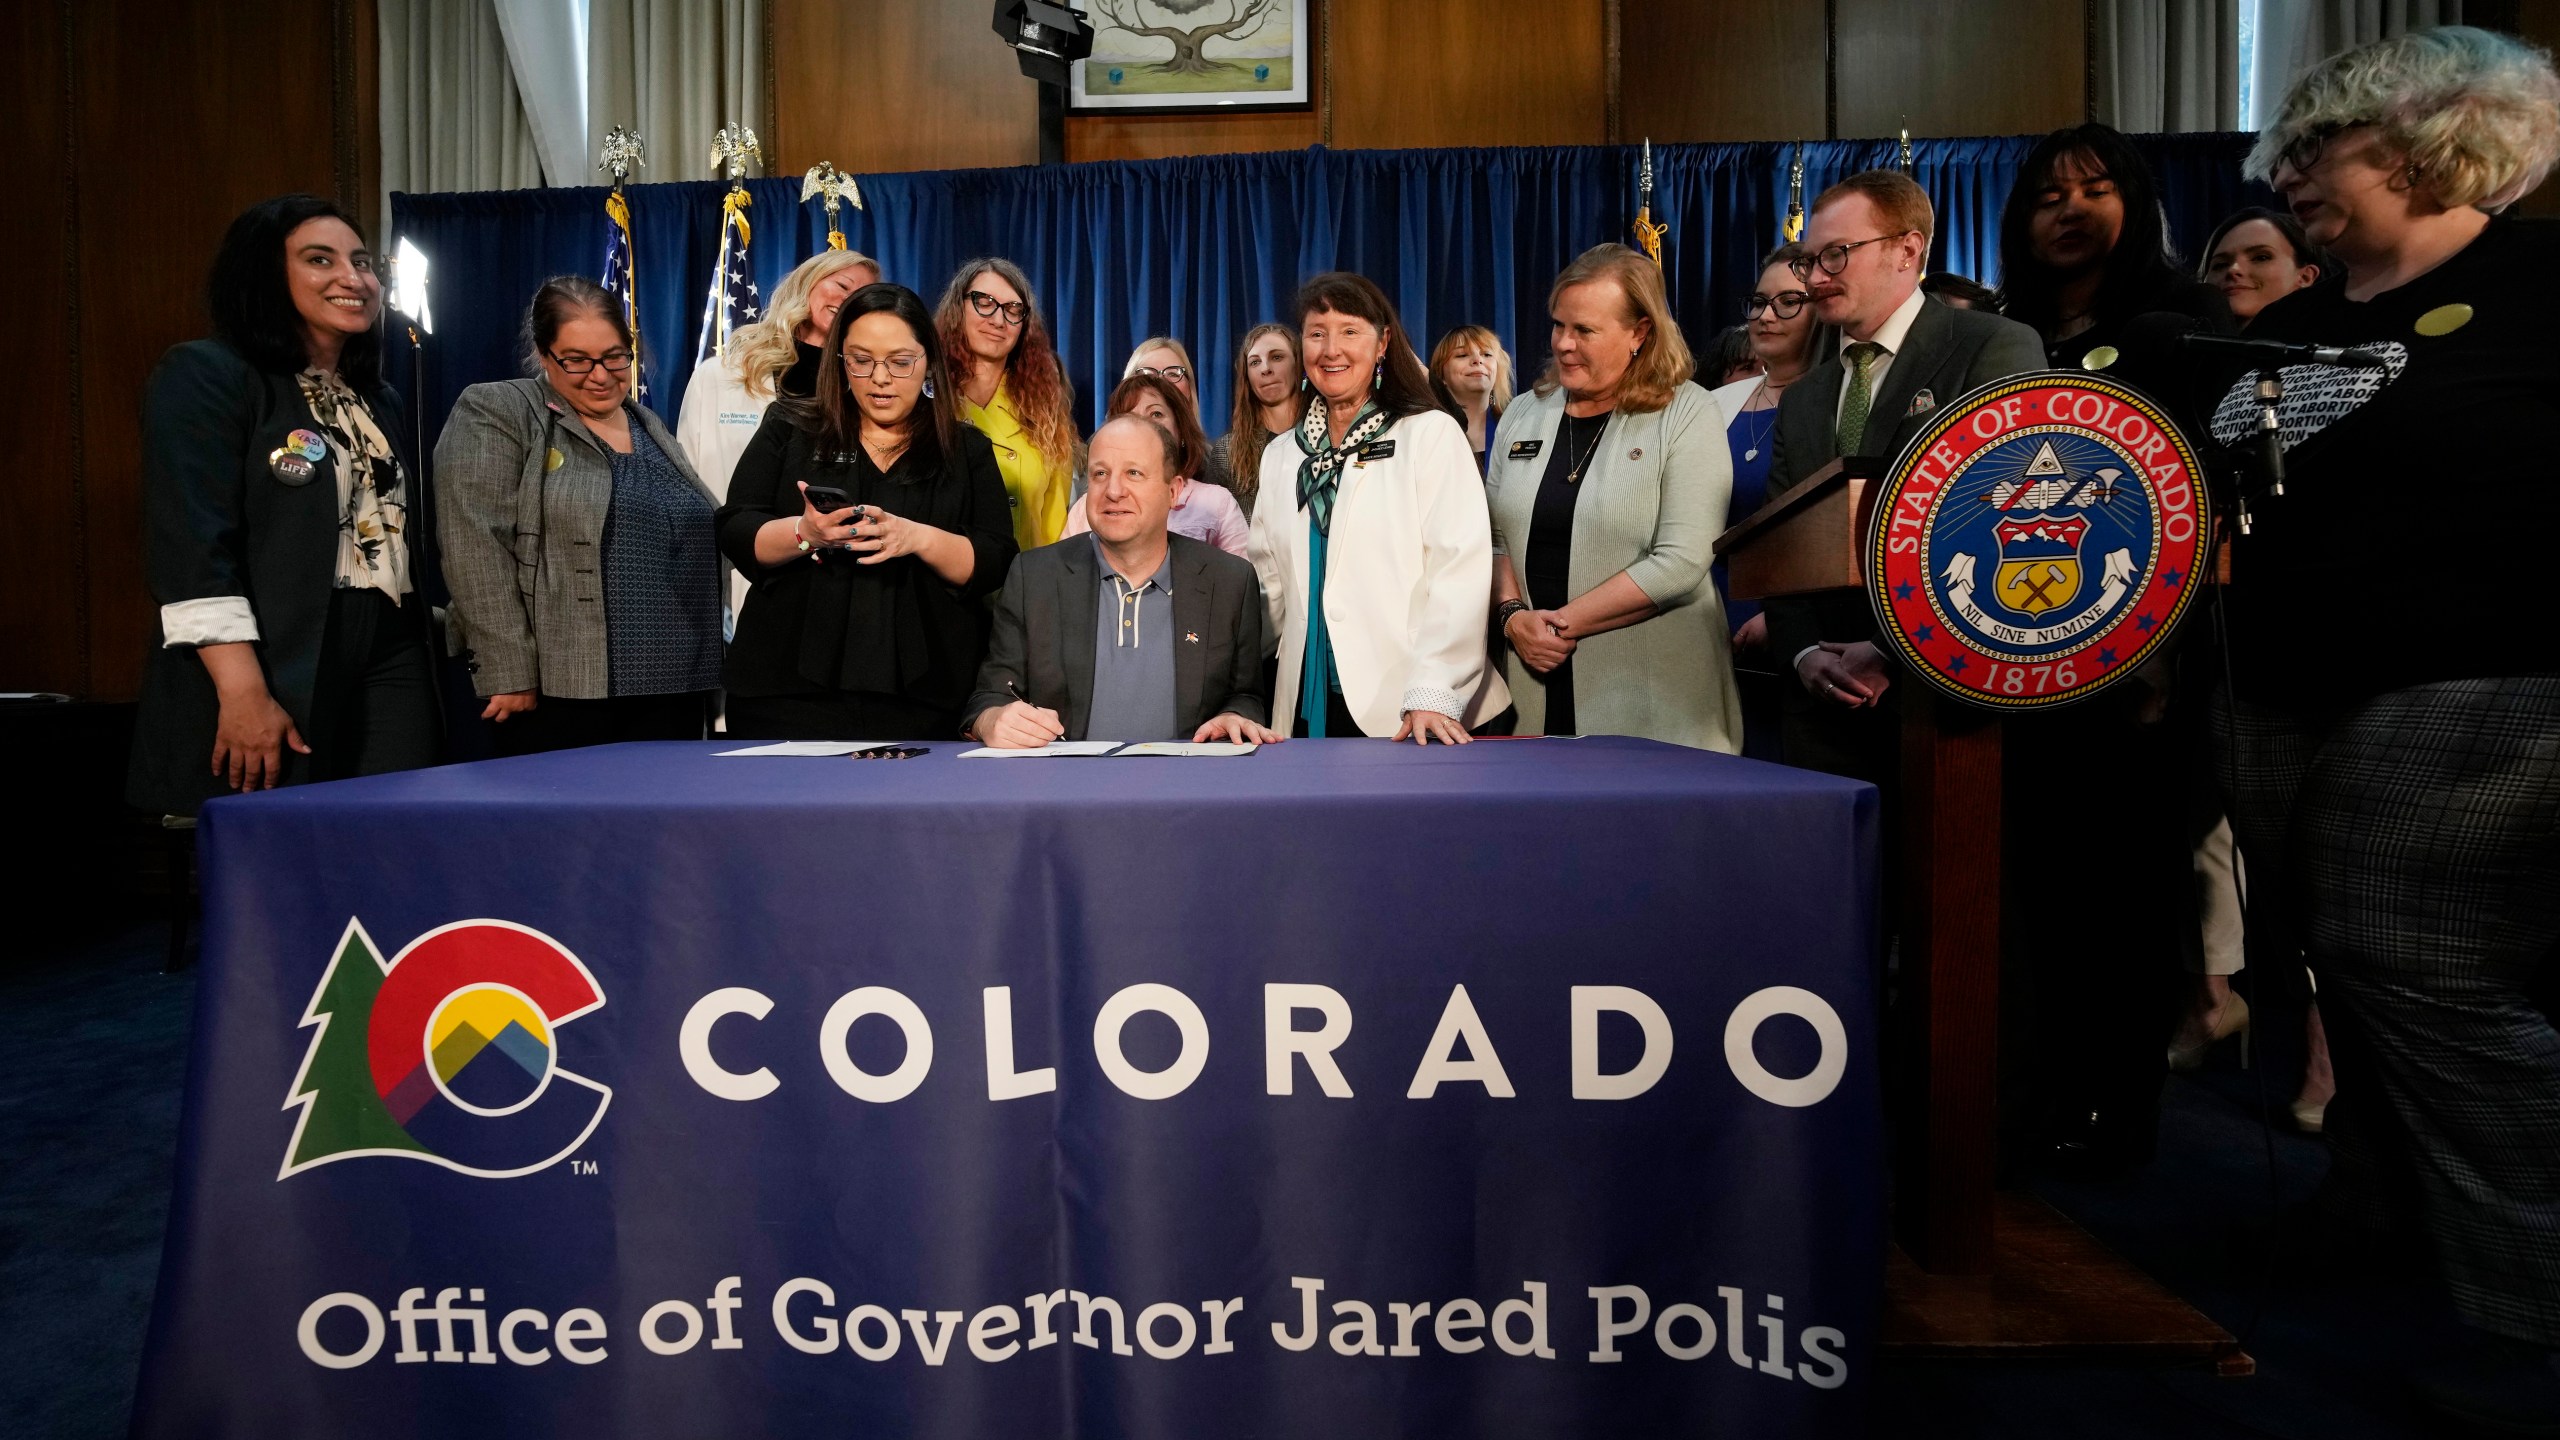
[1745,289,1812,319]
[2279,121,2370,177]
[1136,364,1192,383]
[965,290,1029,325]
[548,349,634,376]
[1788,233,1919,280]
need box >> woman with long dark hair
[936,258,1078,554]
[2197,206,2331,327]
[129,193,437,814]
[1246,273,1507,742]
[717,284,1018,740]
[1223,321,1301,517]
[1995,121,2232,372]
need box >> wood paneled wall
[1834,0,2088,139]
[0,0,374,701]
[772,0,1041,175]
[767,0,2097,174]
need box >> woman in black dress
[717,284,1018,740]
[2222,27,2560,1428]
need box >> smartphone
[803,484,857,515]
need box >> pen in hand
[1005,679,1066,743]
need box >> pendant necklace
[1565,411,1609,485]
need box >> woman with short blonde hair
[1488,243,1737,750]
[2218,29,2560,1425]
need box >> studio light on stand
[991,0,1093,165]
[387,235,434,474]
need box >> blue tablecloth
[131,738,1881,1438]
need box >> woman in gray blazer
[1488,244,1741,752]
[435,276,724,753]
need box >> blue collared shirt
[1085,535,1179,742]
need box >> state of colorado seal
[1867,372,2209,711]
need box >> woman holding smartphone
[715,283,1018,740]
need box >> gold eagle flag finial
[801,163,864,251]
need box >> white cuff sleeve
[1791,645,1822,675]
[161,596,260,648]
[1400,685,1465,720]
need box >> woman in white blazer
[1248,272,1507,742]
[1488,244,1741,752]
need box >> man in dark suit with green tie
[1761,170,2047,780]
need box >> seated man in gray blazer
[965,415,1281,747]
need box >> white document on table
[956,741,1126,758]
[715,741,894,757]
[1112,742,1259,757]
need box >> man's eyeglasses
[549,349,634,376]
[966,290,1028,325]
[1136,364,1192,384]
[1745,290,1812,320]
[844,352,925,379]
[1788,233,1918,280]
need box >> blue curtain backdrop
[387,134,2266,453]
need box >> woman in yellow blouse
[935,258,1078,552]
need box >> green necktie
[1836,341,1884,455]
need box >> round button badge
[1866,372,2211,711]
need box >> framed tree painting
[1067,0,1312,112]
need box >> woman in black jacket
[716,284,1018,740]
[129,194,437,816]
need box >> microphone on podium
[2115,311,2390,370]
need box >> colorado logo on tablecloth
[279,918,610,1179]
[1867,372,2207,710]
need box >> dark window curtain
[388,135,2267,453]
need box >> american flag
[601,190,647,400]
[693,192,761,368]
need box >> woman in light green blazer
[1488,244,1741,752]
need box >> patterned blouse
[602,417,724,697]
[295,369,412,601]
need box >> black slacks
[306,588,440,781]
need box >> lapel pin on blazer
[1906,388,1936,417]
[1183,631,1201,644]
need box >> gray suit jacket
[1762,297,2048,668]
[964,533,1270,740]
[434,379,716,699]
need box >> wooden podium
[1715,461,2244,1368]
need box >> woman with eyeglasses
[937,259,1077,554]
[716,283,1017,741]
[1222,322,1301,518]
[1122,336,1236,498]
[436,275,723,753]
[1709,244,1830,756]
[2217,31,2560,1423]
[131,193,440,814]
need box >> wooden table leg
[1897,692,2002,1273]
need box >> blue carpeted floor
[0,925,2461,1438]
